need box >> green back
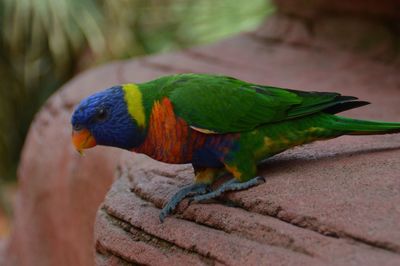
[138,73,354,133]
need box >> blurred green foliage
[0,0,273,183]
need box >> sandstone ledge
[94,31,400,264]
[4,0,400,265]
[0,239,6,265]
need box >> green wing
[159,74,364,134]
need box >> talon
[187,185,212,204]
[257,176,266,183]
[187,196,194,205]
[158,183,209,222]
[159,211,167,223]
[190,176,266,203]
[192,191,221,203]
[192,195,200,203]
[192,194,206,203]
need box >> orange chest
[132,98,208,163]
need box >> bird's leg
[159,168,221,222]
[192,176,265,202]
[192,160,264,202]
[159,183,209,222]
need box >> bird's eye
[95,108,108,121]
[73,124,83,131]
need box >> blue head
[71,86,144,151]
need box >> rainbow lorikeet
[71,74,400,222]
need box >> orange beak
[72,128,97,155]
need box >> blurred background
[0,0,273,236]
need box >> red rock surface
[4,1,400,265]
[95,35,400,264]
[0,239,6,265]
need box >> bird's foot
[192,176,265,203]
[159,183,210,222]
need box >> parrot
[71,73,400,222]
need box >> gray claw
[192,176,266,203]
[159,183,209,222]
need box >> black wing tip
[324,100,370,114]
[336,95,359,101]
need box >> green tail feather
[330,115,400,135]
